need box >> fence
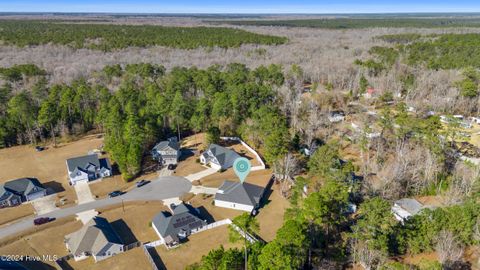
[220,137,266,171]
[144,239,165,248]
[142,244,166,270]
[230,223,258,244]
[191,218,232,234]
[124,241,142,251]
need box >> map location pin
[233,157,251,184]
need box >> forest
[212,17,480,29]
[0,20,287,51]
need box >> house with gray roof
[152,203,207,248]
[0,185,22,208]
[0,178,46,207]
[151,137,180,165]
[214,180,265,213]
[65,216,123,262]
[392,198,424,222]
[66,154,112,185]
[200,144,241,170]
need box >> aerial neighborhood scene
[0,0,480,270]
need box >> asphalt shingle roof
[3,178,45,197]
[66,154,101,172]
[394,198,423,215]
[203,144,240,167]
[153,140,179,152]
[65,217,122,257]
[215,180,264,207]
[152,204,206,244]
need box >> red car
[33,217,55,226]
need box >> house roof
[3,178,45,197]
[203,144,240,167]
[153,140,180,152]
[215,180,264,207]
[65,216,122,257]
[152,203,206,244]
[66,154,101,172]
[0,258,28,270]
[394,198,423,215]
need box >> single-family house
[0,178,46,207]
[66,154,112,185]
[65,216,123,262]
[392,198,424,222]
[214,180,265,213]
[200,144,241,170]
[151,137,180,165]
[152,203,207,248]
[0,185,22,208]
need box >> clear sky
[1,0,480,14]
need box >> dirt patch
[0,134,104,207]
[0,204,35,226]
[256,183,290,242]
[155,225,242,270]
[67,247,151,270]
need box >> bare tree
[273,152,300,197]
[435,230,465,269]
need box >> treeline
[0,63,289,180]
[0,20,287,51]
[0,64,46,82]
[188,140,480,270]
[211,18,480,29]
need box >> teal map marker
[233,157,251,184]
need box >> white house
[214,180,265,213]
[66,154,112,185]
[151,137,180,165]
[200,144,240,170]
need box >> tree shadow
[43,180,65,194]
[110,219,138,245]
[258,177,275,209]
[146,246,167,270]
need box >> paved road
[0,176,192,240]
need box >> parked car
[35,146,45,152]
[108,190,124,198]
[136,180,150,188]
[167,164,176,170]
[33,217,55,225]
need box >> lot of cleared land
[155,225,242,270]
[67,247,152,270]
[0,204,35,226]
[0,217,82,269]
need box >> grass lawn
[0,204,35,226]
[155,225,242,270]
[67,247,151,270]
[198,168,272,188]
[187,194,244,222]
[256,183,290,242]
[97,201,168,243]
[0,217,82,268]
[0,134,104,207]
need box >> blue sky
[1,0,480,14]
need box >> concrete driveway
[74,181,95,204]
[0,176,192,240]
[185,167,217,182]
[30,195,58,215]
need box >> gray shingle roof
[153,140,179,152]
[66,154,101,172]
[203,144,240,167]
[3,178,45,197]
[65,217,122,257]
[215,180,264,207]
[152,204,206,244]
[394,198,423,215]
